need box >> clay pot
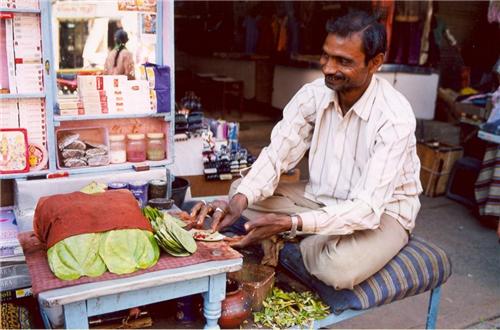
[219,279,252,329]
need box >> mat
[18,231,242,295]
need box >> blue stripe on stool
[279,235,452,313]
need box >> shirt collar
[327,76,378,121]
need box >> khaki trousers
[229,179,409,290]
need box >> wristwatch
[284,215,299,239]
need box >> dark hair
[113,29,129,67]
[325,10,386,64]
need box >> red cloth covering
[34,189,152,249]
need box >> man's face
[320,32,374,92]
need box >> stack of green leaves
[142,206,197,257]
[47,229,159,280]
[253,287,330,328]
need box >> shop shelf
[0,93,45,99]
[59,159,173,175]
[0,169,50,180]
[477,130,500,144]
[53,112,172,122]
[0,8,41,13]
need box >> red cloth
[34,189,152,249]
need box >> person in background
[190,10,421,290]
[104,29,135,80]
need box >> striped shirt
[236,76,422,235]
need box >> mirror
[52,0,158,95]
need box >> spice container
[126,133,146,162]
[148,179,167,200]
[109,134,126,164]
[107,182,128,190]
[129,181,148,208]
[146,133,166,161]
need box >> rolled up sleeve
[236,86,316,205]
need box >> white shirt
[236,76,422,235]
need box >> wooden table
[37,258,242,329]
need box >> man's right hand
[189,193,248,232]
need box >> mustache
[325,73,345,82]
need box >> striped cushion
[279,235,452,314]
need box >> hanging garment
[419,0,434,65]
[276,16,288,52]
[488,0,500,23]
[372,0,395,56]
[243,16,258,54]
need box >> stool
[212,76,244,117]
[279,235,452,329]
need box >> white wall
[271,66,439,120]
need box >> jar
[146,133,166,161]
[148,179,167,200]
[109,134,126,164]
[219,279,252,329]
[126,133,146,162]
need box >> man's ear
[368,53,384,74]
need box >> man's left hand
[228,213,291,248]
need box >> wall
[271,65,439,120]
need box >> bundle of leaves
[253,287,330,329]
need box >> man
[191,10,422,290]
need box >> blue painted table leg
[202,273,226,330]
[63,301,89,329]
[426,286,442,330]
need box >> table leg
[202,273,226,329]
[63,301,89,329]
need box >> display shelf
[0,169,50,180]
[0,93,45,99]
[58,159,173,175]
[477,130,500,144]
[54,112,172,122]
[0,7,40,13]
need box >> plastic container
[128,180,148,208]
[55,127,109,169]
[146,133,166,161]
[126,133,146,162]
[109,134,126,164]
[228,263,275,312]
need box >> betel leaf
[99,229,159,275]
[47,233,106,280]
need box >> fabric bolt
[235,76,422,237]
[33,189,152,248]
[474,145,500,216]
[230,179,409,289]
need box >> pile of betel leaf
[142,206,197,257]
[253,287,330,329]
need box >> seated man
[191,10,422,290]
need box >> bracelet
[284,215,299,239]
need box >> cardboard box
[417,141,463,197]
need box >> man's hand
[229,213,292,248]
[189,193,248,232]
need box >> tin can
[128,181,149,208]
[107,182,128,190]
[148,179,167,200]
